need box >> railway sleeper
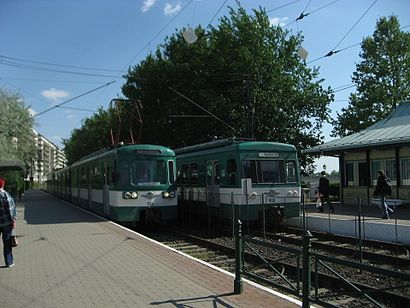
[179,247,208,254]
[169,244,201,249]
[212,258,235,265]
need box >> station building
[303,100,410,205]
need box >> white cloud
[41,88,70,103]
[269,17,289,27]
[141,0,156,12]
[164,2,181,16]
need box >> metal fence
[234,220,410,307]
[286,196,410,257]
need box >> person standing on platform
[373,169,393,219]
[0,178,17,268]
[318,171,334,213]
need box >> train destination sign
[258,152,279,158]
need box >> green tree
[63,107,114,164]
[332,16,410,137]
[0,88,36,166]
[122,7,333,173]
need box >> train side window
[81,167,87,188]
[206,161,213,185]
[111,160,117,184]
[93,165,101,188]
[191,163,198,184]
[168,161,175,184]
[182,164,189,184]
[227,159,237,185]
[285,161,297,183]
[119,161,129,186]
[242,160,257,183]
[106,166,110,186]
[214,162,220,185]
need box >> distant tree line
[3,8,407,177]
[64,6,334,173]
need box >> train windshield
[242,160,297,184]
[130,160,167,186]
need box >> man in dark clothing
[373,169,393,219]
[318,171,334,213]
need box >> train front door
[206,160,220,207]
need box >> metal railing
[234,219,410,307]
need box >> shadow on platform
[22,189,101,225]
[151,293,236,307]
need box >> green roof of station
[303,100,410,156]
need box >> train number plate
[147,201,153,206]
[267,197,275,203]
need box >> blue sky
[1,0,409,172]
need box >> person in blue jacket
[0,178,17,267]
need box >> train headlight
[131,191,138,199]
[123,191,138,199]
[162,191,170,198]
[287,191,292,197]
[293,190,298,196]
[162,191,176,198]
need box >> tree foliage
[332,16,410,137]
[62,107,115,164]
[0,88,36,166]
[121,7,333,173]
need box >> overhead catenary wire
[118,0,194,75]
[0,54,124,73]
[2,77,103,84]
[34,81,116,118]
[169,87,237,132]
[283,0,340,28]
[0,78,100,114]
[266,0,301,13]
[308,0,378,64]
[0,59,120,78]
[307,19,409,65]
[206,0,228,27]
[333,84,356,93]
[332,0,378,51]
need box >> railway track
[266,227,410,268]
[136,225,410,307]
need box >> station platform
[0,189,300,307]
[285,202,410,245]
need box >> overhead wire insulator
[324,50,341,57]
[296,12,309,21]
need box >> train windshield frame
[242,159,298,184]
[130,159,167,186]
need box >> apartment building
[31,130,67,183]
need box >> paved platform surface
[0,189,300,308]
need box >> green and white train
[46,144,178,223]
[175,138,301,223]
